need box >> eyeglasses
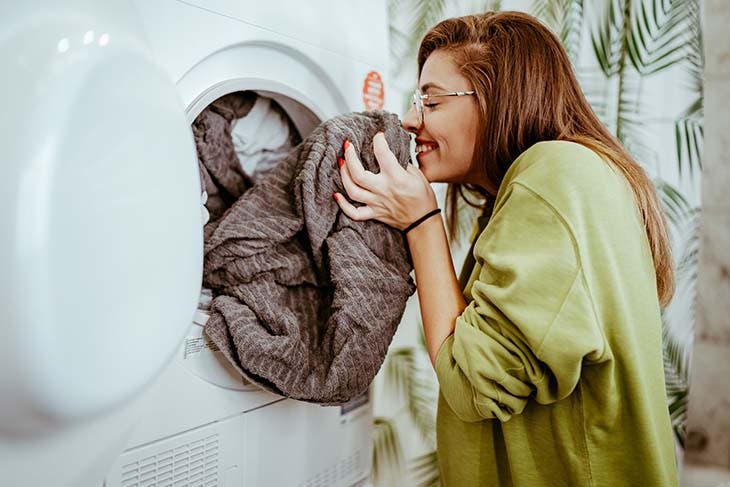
[411,88,476,126]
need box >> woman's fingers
[372,132,405,176]
[334,136,437,229]
[333,192,376,221]
[343,140,378,189]
[340,159,376,205]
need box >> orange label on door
[362,71,385,110]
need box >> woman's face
[402,50,485,188]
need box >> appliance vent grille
[120,434,219,487]
[299,448,365,487]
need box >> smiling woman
[403,52,485,188]
[333,10,679,487]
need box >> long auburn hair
[419,11,674,306]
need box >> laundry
[231,95,297,183]
[192,91,257,226]
[202,110,416,404]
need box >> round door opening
[182,89,322,391]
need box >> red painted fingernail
[344,139,350,150]
[338,158,345,168]
[333,192,338,200]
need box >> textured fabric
[193,91,257,224]
[435,141,677,486]
[203,110,416,404]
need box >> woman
[334,11,678,487]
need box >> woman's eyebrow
[420,82,446,93]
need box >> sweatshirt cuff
[434,334,485,423]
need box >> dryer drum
[190,89,304,385]
[192,90,301,228]
[199,109,416,404]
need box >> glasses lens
[412,90,423,125]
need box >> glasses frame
[411,88,476,126]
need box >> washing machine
[1,1,390,486]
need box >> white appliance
[1,1,390,486]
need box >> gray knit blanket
[193,91,257,226]
[203,110,416,404]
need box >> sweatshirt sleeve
[435,182,606,423]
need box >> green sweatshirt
[435,141,678,486]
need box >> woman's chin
[419,166,441,184]
[416,154,433,177]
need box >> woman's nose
[401,104,422,133]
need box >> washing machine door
[0,0,202,439]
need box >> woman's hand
[333,132,438,231]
